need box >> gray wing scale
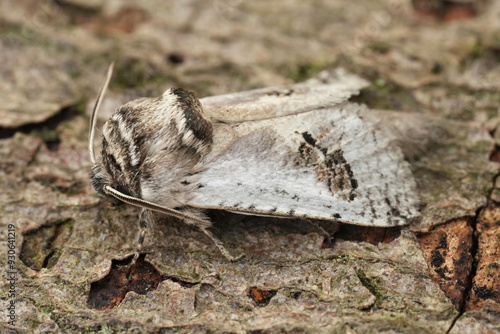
[183,103,419,227]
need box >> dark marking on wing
[275,189,289,196]
[369,198,377,218]
[295,131,359,202]
[326,149,358,200]
[302,132,317,147]
[298,142,316,165]
[385,196,407,220]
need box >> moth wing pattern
[181,102,420,227]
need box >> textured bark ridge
[0,0,499,333]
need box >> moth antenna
[89,62,114,165]
[104,185,211,227]
[103,185,243,261]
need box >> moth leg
[119,209,149,268]
[199,226,244,261]
[307,219,338,246]
[182,208,244,261]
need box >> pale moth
[89,64,420,264]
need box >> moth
[89,64,420,263]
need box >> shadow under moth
[89,64,420,264]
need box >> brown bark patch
[88,254,163,309]
[335,225,401,245]
[412,0,488,22]
[418,218,473,310]
[467,205,500,310]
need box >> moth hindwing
[89,65,419,263]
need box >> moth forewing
[182,102,419,227]
[201,68,369,123]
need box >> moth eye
[90,166,107,195]
[105,184,130,207]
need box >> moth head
[88,63,145,206]
[87,64,215,224]
[88,63,213,208]
[88,164,119,205]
